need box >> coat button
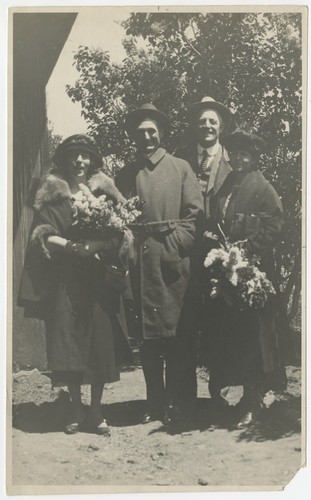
[143,244,148,251]
[153,307,158,312]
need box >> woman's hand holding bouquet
[204,224,275,310]
[71,183,142,263]
[203,231,219,243]
[65,237,121,258]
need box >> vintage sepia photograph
[7,2,307,495]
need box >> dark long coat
[174,140,233,344]
[210,169,283,280]
[18,173,131,384]
[115,147,203,340]
[205,169,287,391]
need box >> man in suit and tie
[175,97,234,406]
[175,96,233,220]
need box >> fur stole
[30,224,60,260]
[33,171,132,265]
[34,171,126,211]
[34,174,71,211]
[88,171,126,203]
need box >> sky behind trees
[46,8,128,137]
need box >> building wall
[13,139,48,370]
[12,13,77,370]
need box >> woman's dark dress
[205,169,287,393]
[18,175,130,385]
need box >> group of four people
[18,97,286,435]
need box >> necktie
[197,150,210,195]
[200,149,210,173]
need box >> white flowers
[71,183,142,234]
[204,244,276,310]
[204,248,227,268]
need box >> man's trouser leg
[179,332,198,406]
[164,338,178,406]
[140,339,165,413]
[165,334,197,411]
[174,284,200,407]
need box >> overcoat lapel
[185,144,199,174]
[211,148,231,195]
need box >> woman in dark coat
[18,134,131,435]
[204,130,287,428]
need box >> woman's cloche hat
[125,103,171,136]
[53,134,102,169]
[223,130,266,158]
[188,96,233,132]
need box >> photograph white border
[2,0,309,498]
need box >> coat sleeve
[17,199,73,318]
[31,199,73,242]
[244,183,284,256]
[173,162,204,254]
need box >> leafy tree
[66,12,302,318]
[47,123,63,167]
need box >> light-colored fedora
[188,96,233,131]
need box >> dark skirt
[203,298,287,393]
[46,303,122,386]
[44,254,130,387]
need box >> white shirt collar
[197,141,220,157]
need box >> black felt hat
[53,134,102,169]
[222,130,266,157]
[125,103,170,136]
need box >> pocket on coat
[160,257,190,287]
[160,232,180,263]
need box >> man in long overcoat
[116,103,203,425]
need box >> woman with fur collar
[18,134,131,436]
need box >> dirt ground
[10,363,302,491]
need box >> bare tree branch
[176,18,202,58]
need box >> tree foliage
[47,123,63,167]
[66,12,302,317]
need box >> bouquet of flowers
[72,183,141,232]
[72,183,142,259]
[204,227,276,310]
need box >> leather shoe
[163,405,181,426]
[141,411,162,424]
[65,422,82,435]
[142,412,153,424]
[236,411,254,429]
[65,406,86,434]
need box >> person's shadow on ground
[12,391,148,433]
[148,394,301,442]
[233,394,301,442]
[12,388,300,441]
